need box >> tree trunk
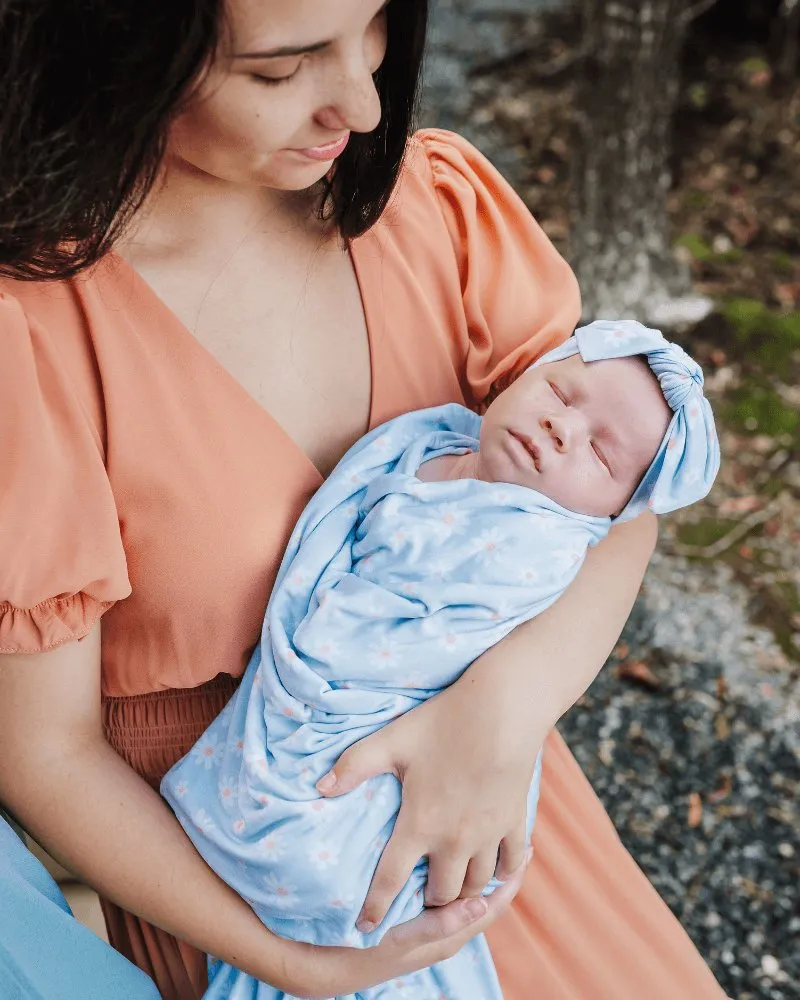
[775,0,799,85]
[571,0,710,326]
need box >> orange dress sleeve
[0,292,130,654]
[418,129,582,406]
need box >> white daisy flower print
[309,845,340,870]
[192,809,216,836]
[432,505,469,540]
[244,754,270,779]
[257,833,285,861]
[173,780,189,798]
[471,527,507,563]
[191,732,224,770]
[285,567,311,595]
[263,873,298,907]
[368,639,398,672]
[218,777,237,803]
[328,891,356,910]
[309,635,340,660]
[426,557,451,581]
[440,631,462,654]
[518,566,540,585]
[603,325,631,347]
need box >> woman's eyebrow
[234,41,329,60]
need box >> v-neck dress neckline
[105,235,380,485]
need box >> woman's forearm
[458,511,658,740]
[2,734,314,993]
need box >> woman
[0,1,726,998]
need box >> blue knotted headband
[530,320,721,522]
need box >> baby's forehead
[549,351,671,442]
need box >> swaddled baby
[162,321,720,1000]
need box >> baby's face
[479,354,672,516]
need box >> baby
[162,320,720,1000]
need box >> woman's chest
[134,237,372,478]
[86,242,468,694]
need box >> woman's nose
[317,40,384,136]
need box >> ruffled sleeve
[0,292,130,654]
[419,129,581,406]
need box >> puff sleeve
[420,129,582,405]
[0,293,130,653]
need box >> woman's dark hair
[0,0,428,281]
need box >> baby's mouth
[509,430,541,472]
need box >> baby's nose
[540,415,571,452]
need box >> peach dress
[0,130,726,1000]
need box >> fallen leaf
[618,659,661,690]
[709,775,732,803]
[688,792,703,828]
[716,675,728,700]
[774,283,800,309]
[718,495,762,515]
[738,544,754,559]
[536,166,557,185]
[715,714,731,740]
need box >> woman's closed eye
[253,59,304,86]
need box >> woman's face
[169,0,389,190]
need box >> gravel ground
[421,3,800,998]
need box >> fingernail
[316,771,337,792]
[356,917,376,933]
[465,898,488,920]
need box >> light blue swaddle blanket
[163,405,608,1000]
[162,321,720,1000]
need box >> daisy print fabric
[162,404,610,1000]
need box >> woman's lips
[509,430,541,472]
[292,133,350,161]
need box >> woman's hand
[297,862,527,1000]
[316,659,543,933]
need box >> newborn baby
[163,321,720,1000]
[419,352,672,516]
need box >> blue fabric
[163,404,610,1000]
[0,815,160,1000]
[530,319,720,523]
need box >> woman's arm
[319,513,658,930]
[0,624,520,999]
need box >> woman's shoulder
[0,283,129,655]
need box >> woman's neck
[117,154,327,267]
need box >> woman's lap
[102,687,726,1000]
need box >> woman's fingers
[494,826,530,881]
[460,848,499,898]
[387,894,489,951]
[383,861,528,971]
[358,823,421,932]
[316,731,395,797]
[424,851,469,907]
